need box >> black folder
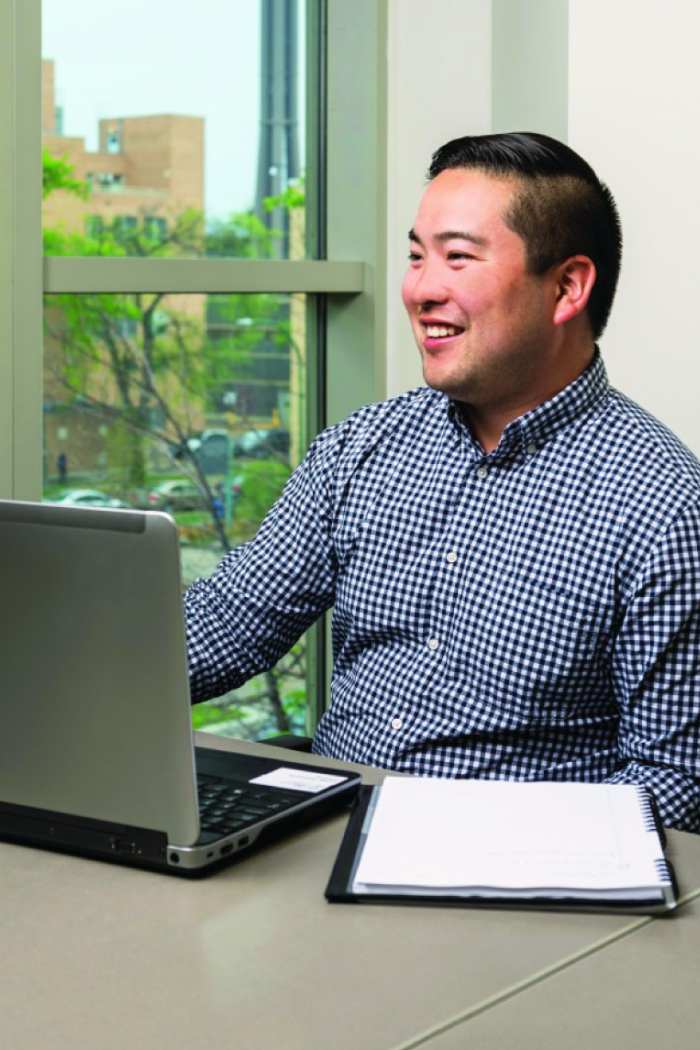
[325,781,679,914]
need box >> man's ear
[552,256,596,327]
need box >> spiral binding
[634,786,674,892]
[653,857,674,886]
[636,786,659,833]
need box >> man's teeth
[425,325,460,337]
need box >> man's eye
[408,252,422,262]
[447,251,473,261]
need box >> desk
[419,878,700,1050]
[1,733,699,1050]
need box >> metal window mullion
[1,0,42,501]
[0,0,16,498]
[42,257,365,295]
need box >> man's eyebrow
[408,228,488,248]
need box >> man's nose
[410,261,448,306]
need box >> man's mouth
[424,324,463,338]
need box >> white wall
[385,0,492,398]
[569,0,700,455]
[385,0,700,459]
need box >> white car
[48,488,130,509]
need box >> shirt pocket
[467,567,612,722]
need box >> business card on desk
[251,767,349,793]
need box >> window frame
[1,0,388,732]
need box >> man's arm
[184,437,338,704]
[607,501,700,830]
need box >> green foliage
[103,421,148,491]
[263,176,305,213]
[42,149,89,201]
[191,701,247,730]
[231,459,291,538]
[280,685,307,723]
[205,211,279,259]
[43,226,127,257]
[42,150,307,734]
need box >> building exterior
[42,57,301,493]
[42,59,206,487]
[42,59,204,236]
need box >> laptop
[0,499,361,874]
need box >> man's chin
[422,362,469,400]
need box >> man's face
[402,168,561,415]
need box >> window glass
[43,288,310,740]
[42,0,311,260]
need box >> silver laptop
[0,500,360,873]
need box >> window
[4,0,380,739]
[43,284,309,738]
[41,0,313,261]
[85,215,103,238]
[111,215,137,240]
[143,216,167,243]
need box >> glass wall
[42,0,310,260]
[41,0,319,740]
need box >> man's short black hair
[429,132,622,340]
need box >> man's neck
[459,345,596,455]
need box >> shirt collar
[446,350,610,460]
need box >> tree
[42,149,88,202]
[43,157,291,553]
[43,151,304,736]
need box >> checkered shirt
[185,352,700,831]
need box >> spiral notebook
[326,778,678,913]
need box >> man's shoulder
[312,385,445,453]
[294,386,447,499]
[603,388,700,481]
[589,388,700,532]
[341,384,443,427]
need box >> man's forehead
[410,168,519,241]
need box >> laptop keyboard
[197,773,302,836]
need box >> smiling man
[403,164,597,451]
[186,133,700,831]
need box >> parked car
[48,488,130,509]
[146,480,203,512]
[231,428,290,460]
[146,476,244,514]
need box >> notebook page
[353,779,663,893]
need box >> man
[186,132,700,831]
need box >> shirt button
[446,551,458,564]
[526,443,537,455]
[477,467,488,478]
[391,717,403,731]
[428,637,439,651]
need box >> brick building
[42,59,302,492]
[42,59,206,488]
[42,59,204,236]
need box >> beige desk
[418,871,700,1050]
[1,733,699,1050]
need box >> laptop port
[238,836,249,848]
[220,843,233,856]
[112,838,138,855]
